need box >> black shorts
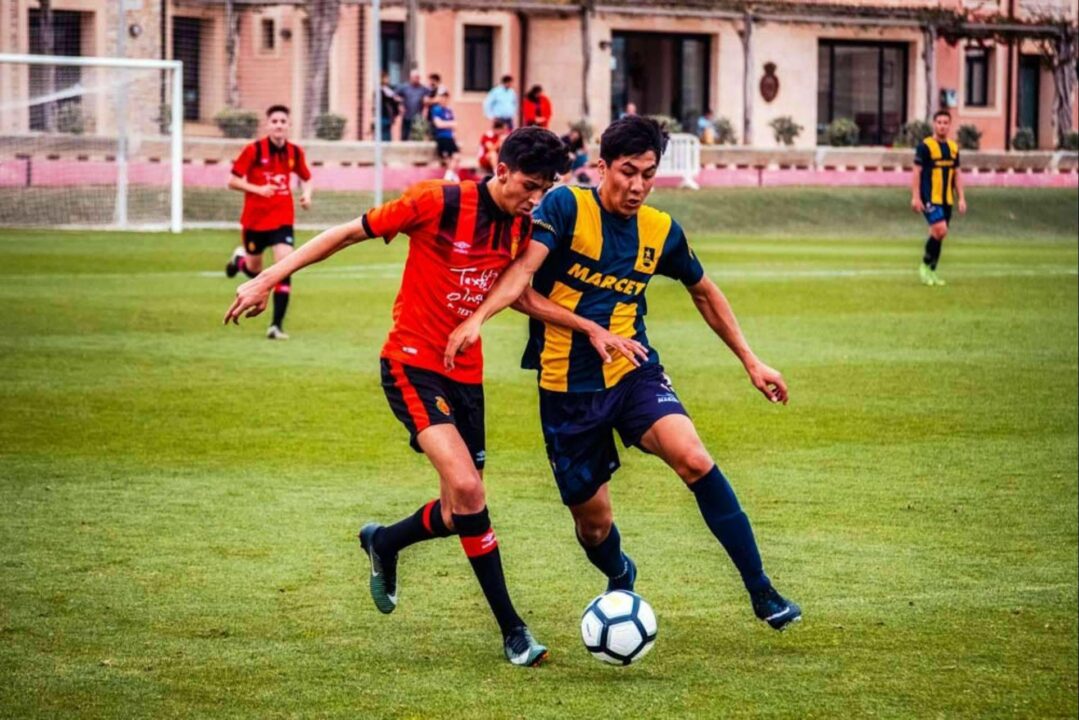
[243,225,294,255]
[436,137,460,158]
[539,363,690,506]
[380,358,486,469]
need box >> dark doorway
[818,40,909,145]
[381,21,405,86]
[28,9,83,130]
[172,17,202,121]
[611,31,710,130]
[1017,54,1041,146]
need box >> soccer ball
[580,590,658,665]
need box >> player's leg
[229,230,264,279]
[920,209,948,286]
[266,229,295,339]
[569,485,636,592]
[539,387,634,591]
[638,413,801,630]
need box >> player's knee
[932,226,948,241]
[447,474,486,514]
[576,516,613,547]
[675,448,715,484]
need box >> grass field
[1,188,1076,719]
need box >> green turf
[1,188,1076,719]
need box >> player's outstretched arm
[224,216,369,325]
[687,275,788,405]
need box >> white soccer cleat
[266,325,289,340]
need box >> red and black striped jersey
[231,137,312,231]
[362,179,532,383]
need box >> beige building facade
[1,0,1076,151]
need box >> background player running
[224,127,638,665]
[225,104,313,339]
[445,115,802,632]
[912,110,967,287]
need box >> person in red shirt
[477,119,508,175]
[522,85,552,129]
[224,127,642,666]
[225,105,313,340]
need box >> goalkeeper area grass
[0,188,1076,719]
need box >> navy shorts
[380,359,486,470]
[538,363,689,506]
[243,225,294,255]
[923,204,952,226]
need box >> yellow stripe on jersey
[602,302,640,388]
[945,140,958,205]
[569,186,603,261]
[634,206,671,275]
[539,281,584,391]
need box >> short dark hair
[933,109,952,121]
[429,73,441,82]
[492,118,507,130]
[600,115,668,165]
[501,74,513,84]
[266,104,290,117]
[498,127,569,180]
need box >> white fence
[658,133,701,190]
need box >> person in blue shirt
[484,75,518,130]
[445,115,802,633]
[430,90,461,182]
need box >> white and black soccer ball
[580,590,657,665]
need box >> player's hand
[254,184,275,199]
[444,316,482,371]
[958,198,967,215]
[223,278,272,325]
[300,191,312,210]
[586,327,649,366]
[745,359,788,405]
[911,197,925,213]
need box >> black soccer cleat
[358,522,398,614]
[225,246,244,278]
[751,585,802,631]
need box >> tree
[1041,25,1078,148]
[303,0,342,137]
[405,0,419,74]
[225,0,240,108]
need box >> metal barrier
[658,133,700,189]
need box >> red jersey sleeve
[361,181,444,242]
[293,145,312,181]
[231,142,256,178]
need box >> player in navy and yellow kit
[912,110,968,286]
[446,116,802,631]
[223,128,611,666]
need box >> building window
[965,48,990,107]
[260,18,276,53]
[817,40,908,146]
[173,17,202,121]
[463,25,494,92]
[28,9,84,131]
[381,21,405,85]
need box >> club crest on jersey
[435,396,452,416]
[642,246,656,269]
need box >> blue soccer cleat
[503,626,548,667]
[751,585,802,631]
[358,522,398,614]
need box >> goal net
[0,54,183,232]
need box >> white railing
[658,133,701,190]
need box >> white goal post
[0,53,183,233]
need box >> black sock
[577,523,629,581]
[454,507,524,637]
[923,237,942,270]
[239,256,259,279]
[376,499,454,556]
[690,465,770,594]
[272,277,291,328]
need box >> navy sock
[376,499,454,556]
[454,507,524,637]
[689,465,770,594]
[577,523,630,581]
[923,237,942,270]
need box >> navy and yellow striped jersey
[915,136,961,206]
[522,185,705,393]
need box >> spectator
[697,109,716,145]
[483,75,518,130]
[424,73,448,133]
[619,101,638,119]
[430,90,461,181]
[560,127,589,185]
[379,72,401,142]
[522,85,552,129]
[477,119,509,175]
[396,70,430,140]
